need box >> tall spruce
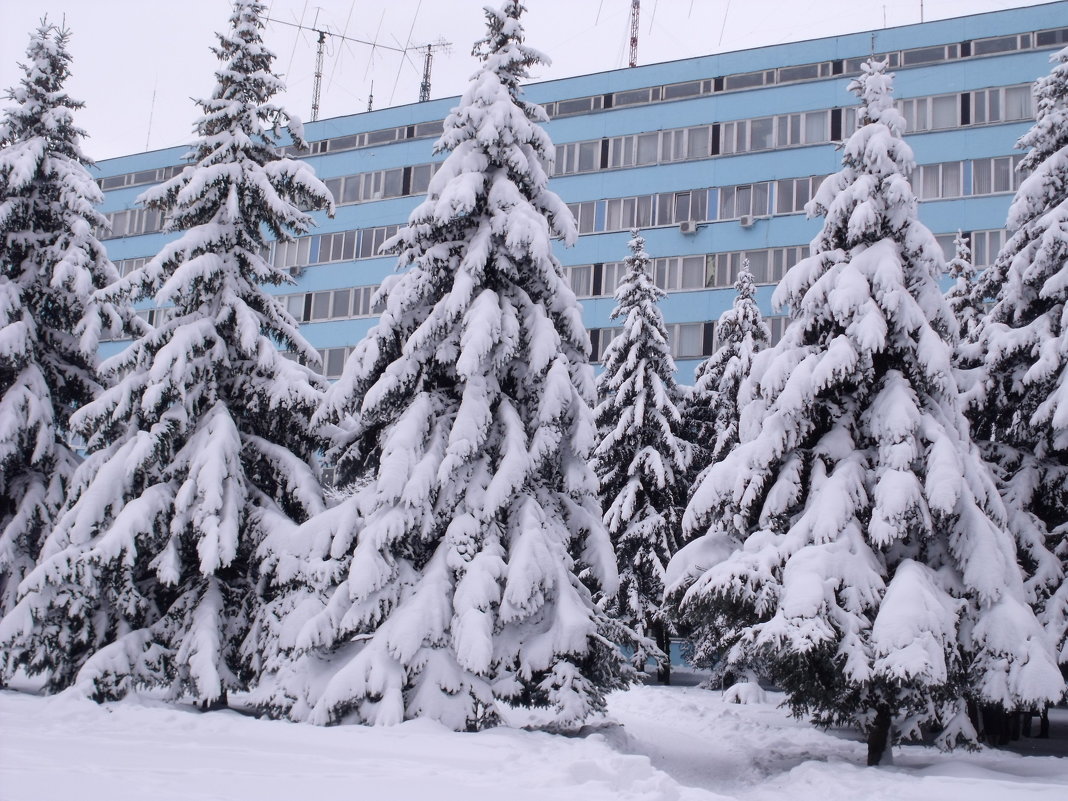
[668,60,1063,766]
[0,22,125,617]
[963,46,1068,669]
[684,261,769,480]
[944,231,984,344]
[253,0,625,731]
[592,230,689,682]
[0,0,332,705]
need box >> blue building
[95,2,1068,383]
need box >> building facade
[95,2,1068,382]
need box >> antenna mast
[628,0,640,67]
[419,45,433,102]
[311,29,327,121]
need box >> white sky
[0,0,1059,161]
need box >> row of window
[540,25,1068,120]
[899,83,1032,133]
[284,285,383,323]
[97,165,183,191]
[324,162,439,206]
[282,119,445,158]
[280,346,357,380]
[270,224,401,271]
[567,154,1025,238]
[916,155,1028,200]
[588,316,790,362]
[553,83,1033,181]
[553,110,853,177]
[566,175,823,235]
[567,229,1006,299]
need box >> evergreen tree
[0,0,332,705]
[963,46,1068,669]
[255,0,626,731]
[668,60,1063,765]
[684,261,769,481]
[944,231,984,343]
[592,230,689,682]
[0,22,125,617]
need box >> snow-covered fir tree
[0,22,125,618]
[963,45,1068,671]
[943,231,984,343]
[254,0,626,731]
[667,59,1063,766]
[0,0,332,705]
[683,261,769,482]
[592,230,689,682]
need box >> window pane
[287,295,305,320]
[973,91,987,124]
[720,186,735,220]
[922,165,940,199]
[687,126,709,159]
[804,111,827,143]
[384,168,404,198]
[753,182,769,216]
[678,324,702,357]
[1005,86,1031,120]
[636,195,653,227]
[311,292,331,319]
[681,256,704,289]
[932,95,957,128]
[637,133,659,165]
[973,159,992,195]
[578,141,599,172]
[341,177,360,204]
[327,349,346,378]
[570,265,593,297]
[994,157,1011,192]
[941,162,961,198]
[332,290,351,318]
[747,250,769,282]
[750,117,774,151]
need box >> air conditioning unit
[679,220,698,235]
[739,214,755,228]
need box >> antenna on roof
[628,0,640,67]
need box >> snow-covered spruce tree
[0,21,125,619]
[256,0,626,731]
[592,230,689,683]
[0,0,332,705]
[963,46,1068,670]
[944,231,984,344]
[683,261,769,482]
[667,59,1063,766]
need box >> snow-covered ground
[2,684,1065,801]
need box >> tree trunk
[1040,704,1050,739]
[656,626,671,685]
[198,690,228,712]
[867,704,892,766]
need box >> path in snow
[1,685,1065,801]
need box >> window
[899,93,959,132]
[775,176,823,215]
[114,257,149,276]
[766,316,789,345]
[568,265,594,297]
[968,229,1007,267]
[589,327,622,362]
[718,182,771,221]
[316,347,354,379]
[972,85,1033,124]
[665,322,713,359]
[972,155,1026,195]
[917,162,964,200]
[709,246,804,288]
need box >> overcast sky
[0,0,1058,161]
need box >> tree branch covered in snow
[667,59,1063,764]
[255,0,627,731]
[0,21,128,621]
[0,1,332,704]
[592,230,690,676]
